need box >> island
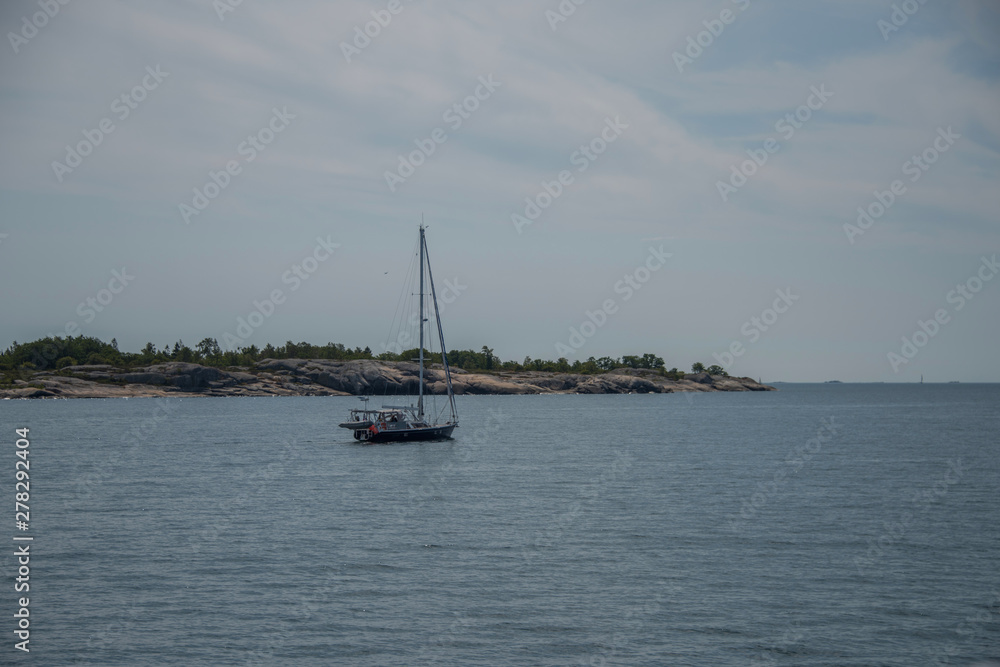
[1,337,774,399]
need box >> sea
[2,383,998,666]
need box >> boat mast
[418,223,425,420]
[423,230,458,423]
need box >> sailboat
[338,224,458,443]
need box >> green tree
[595,356,618,371]
[706,364,728,377]
[85,352,108,365]
[56,356,77,369]
[172,340,194,363]
[196,337,221,359]
[691,362,705,373]
[641,353,665,370]
[481,346,495,370]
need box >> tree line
[0,336,729,384]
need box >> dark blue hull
[354,423,456,443]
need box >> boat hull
[355,424,456,443]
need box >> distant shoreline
[1,359,775,399]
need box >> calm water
[3,384,999,666]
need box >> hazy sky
[1,1,998,382]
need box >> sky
[1,0,998,382]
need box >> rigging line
[403,246,421,403]
[379,237,420,402]
[386,236,413,350]
[423,232,458,423]
[382,235,420,357]
[394,258,418,401]
[422,251,442,422]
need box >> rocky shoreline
[1,359,775,399]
